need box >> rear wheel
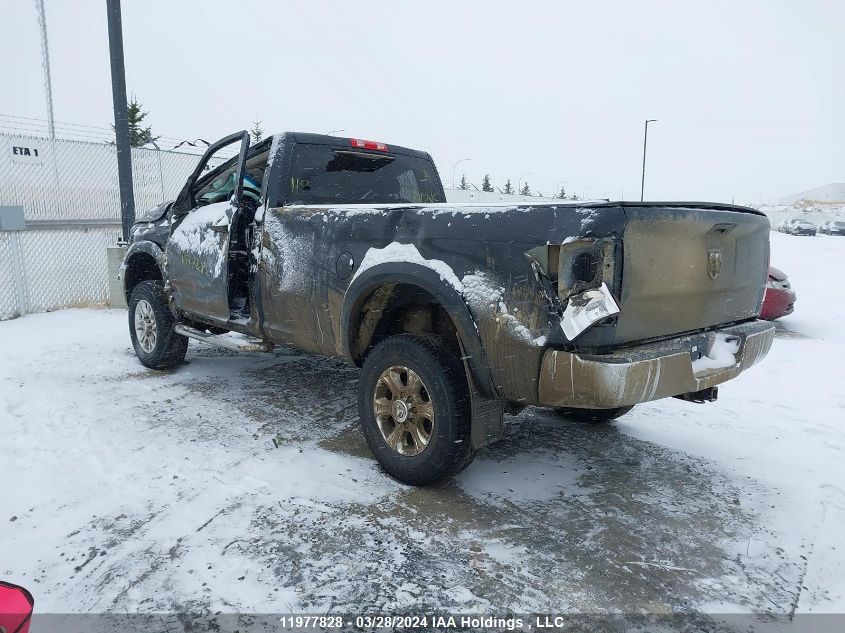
[358,334,474,485]
[553,405,634,424]
[129,280,188,370]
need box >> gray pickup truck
[121,130,775,485]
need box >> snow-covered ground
[1,232,843,622]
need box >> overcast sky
[1,0,843,203]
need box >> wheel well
[124,252,163,302]
[351,283,461,365]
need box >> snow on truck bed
[0,232,844,617]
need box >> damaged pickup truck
[121,130,775,485]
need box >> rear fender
[341,263,497,399]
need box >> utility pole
[34,0,56,141]
[640,119,657,202]
[106,0,135,242]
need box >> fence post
[9,233,28,316]
[0,206,28,317]
[106,245,127,309]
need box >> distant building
[780,183,845,205]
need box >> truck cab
[156,132,445,341]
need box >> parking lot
[1,231,843,618]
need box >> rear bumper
[538,320,775,409]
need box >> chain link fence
[0,132,221,320]
[0,232,22,318]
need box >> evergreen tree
[569,193,580,200]
[520,182,531,196]
[481,174,494,192]
[557,185,567,199]
[116,96,159,147]
[503,179,513,194]
[251,116,264,143]
[459,174,469,190]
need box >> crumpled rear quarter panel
[257,203,626,403]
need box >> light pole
[106,0,135,243]
[640,119,657,201]
[452,158,471,189]
[518,172,534,196]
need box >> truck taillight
[350,138,389,152]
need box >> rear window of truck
[285,144,444,205]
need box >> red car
[761,266,796,320]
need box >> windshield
[194,149,269,206]
[285,144,444,205]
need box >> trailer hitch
[674,387,719,404]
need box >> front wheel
[358,334,474,485]
[128,280,188,370]
[552,405,634,424]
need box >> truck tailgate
[614,205,769,343]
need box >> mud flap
[458,338,504,449]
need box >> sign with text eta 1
[9,138,46,165]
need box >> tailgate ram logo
[707,249,722,279]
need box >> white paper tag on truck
[561,282,621,341]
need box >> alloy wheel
[134,299,158,353]
[373,365,435,456]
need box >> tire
[128,280,188,370]
[358,334,474,485]
[553,405,634,424]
